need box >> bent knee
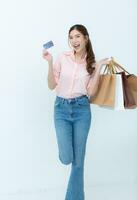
[59,155,73,165]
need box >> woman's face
[69,29,87,53]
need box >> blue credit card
[43,41,54,49]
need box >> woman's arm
[87,63,102,97]
[87,58,111,97]
[43,50,57,90]
[47,60,57,90]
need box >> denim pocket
[77,98,90,106]
[54,99,62,107]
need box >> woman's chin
[74,48,82,53]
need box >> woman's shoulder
[56,50,72,60]
[62,50,72,56]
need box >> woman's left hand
[97,58,111,67]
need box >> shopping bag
[121,72,136,108]
[127,75,137,106]
[99,73,125,110]
[112,60,137,109]
[90,58,137,110]
[90,72,116,107]
[114,73,125,110]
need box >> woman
[42,24,110,200]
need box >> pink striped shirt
[53,50,93,98]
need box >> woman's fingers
[42,49,53,62]
[43,49,49,56]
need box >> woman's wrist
[48,60,53,66]
[95,62,102,71]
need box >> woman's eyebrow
[69,34,81,38]
[75,34,81,36]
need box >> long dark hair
[68,24,96,75]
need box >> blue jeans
[54,95,92,200]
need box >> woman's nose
[73,40,78,44]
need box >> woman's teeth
[74,44,80,49]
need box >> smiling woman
[42,24,111,200]
[69,32,86,52]
[68,25,96,75]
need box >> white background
[0,0,137,198]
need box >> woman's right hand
[42,49,53,63]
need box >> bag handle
[110,57,130,75]
[103,62,117,74]
[103,57,131,75]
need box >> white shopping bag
[114,74,125,110]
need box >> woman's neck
[74,49,86,60]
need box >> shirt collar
[64,50,87,64]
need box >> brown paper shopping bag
[90,66,116,106]
[127,75,137,106]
